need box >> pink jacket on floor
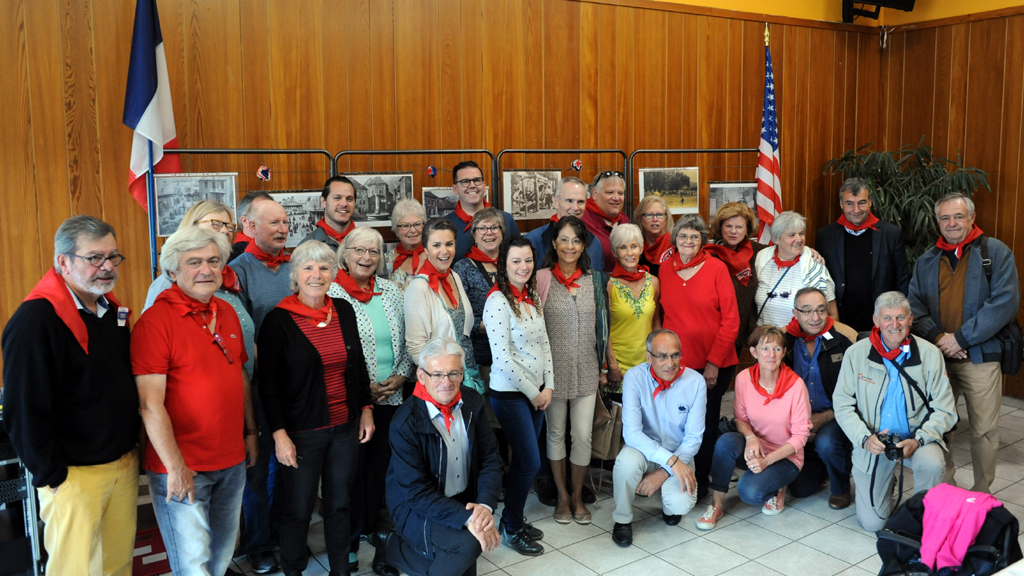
[920,482,1003,570]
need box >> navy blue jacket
[386,386,502,558]
[783,326,854,412]
[443,209,520,264]
[815,220,911,309]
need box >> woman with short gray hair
[389,198,428,291]
[605,223,661,395]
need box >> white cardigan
[483,291,555,399]
[403,272,475,362]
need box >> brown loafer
[828,491,852,510]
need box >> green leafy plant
[822,140,991,264]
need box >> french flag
[123,0,180,211]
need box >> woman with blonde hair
[632,195,675,278]
[704,202,767,354]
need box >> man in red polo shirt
[581,171,630,273]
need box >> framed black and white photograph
[346,173,415,227]
[638,167,699,215]
[154,173,237,236]
[708,181,758,218]
[503,170,560,220]
[422,187,459,219]
[270,190,323,248]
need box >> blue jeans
[789,418,853,498]
[490,396,544,533]
[242,387,280,555]
[709,432,799,506]
[147,462,246,576]
[693,364,736,491]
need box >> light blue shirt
[879,344,912,440]
[621,363,707,475]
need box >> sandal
[572,502,592,525]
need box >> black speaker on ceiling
[842,0,916,23]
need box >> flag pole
[147,141,158,281]
[765,22,770,46]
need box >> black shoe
[582,483,597,504]
[612,523,633,547]
[248,551,279,574]
[348,551,359,573]
[663,512,682,526]
[500,522,544,556]
[367,531,399,576]
[283,571,302,576]
[225,566,243,576]
[521,519,544,542]
[536,478,557,507]
[328,571,350,576]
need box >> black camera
[877,432,903,461]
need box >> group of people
[2,160,1020,576]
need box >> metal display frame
[495,148,627,214]
[626,148,759,214]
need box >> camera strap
[869,452,905,518]
[757,265,794,320]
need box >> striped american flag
[755,43,782,244]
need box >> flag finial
[764,23,770,46]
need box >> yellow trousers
[36,450,139,576]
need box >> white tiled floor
[217,394,1024,576]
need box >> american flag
[755,43,782,244]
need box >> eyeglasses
[68,253,127,267]
[475,225,502,234]
[766,291,791,300]
[183,256,223,270]
[397,221,424,231]
[455,177,485,187]
[641,212,667,220]
[556,237,583,246]
[196,219,236,232]
[650,352,682,361]
[423,370,465,383]
[595,171,625,183]
[212,333,235,364]
[795,307,828,317]
[346,247,381,258]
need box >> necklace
[317,307,333,328]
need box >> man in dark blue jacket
[369,337,504,576]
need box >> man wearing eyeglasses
[611,329,706,547]
[782,288,856,510]
[581,171,630,272]
[368,337,502,576]
[443,160,519,262]
[524,176,604,270]
[300,176,358,250]
[2,215,141,575]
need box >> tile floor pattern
[201,395,1024,576]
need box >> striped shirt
[754,246,836,328]
[293,312,349,426]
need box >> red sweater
[659,256,739,369]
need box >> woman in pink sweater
[696,325,812,530]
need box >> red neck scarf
[548,214,560,223]
[870,326,910,361]
[704,240,754,286]
[276,293,334,324]
[610,262,648,283]
[334,269,381,304]
[552,265,583,290]
[420,259,457,305]
[785,316,834,341]
[316,218,356,244]
[413,381,462,432]
[220,265,241,293]
[234,231,254,244]
[245,241,290,267]
[772,249,801,269]
[936,224,984,259]
[486,283,535,307]
[748,362,801,405]
[671,248,707,271]
[650,364,684,399]
[159,282,215,317]
[643,233,673,265]
[454,199,491,232]
[393,244,425,273]
[838,213,880,232]
[465,246,498,265]
[25,268,129,353]
[585,197,622,223]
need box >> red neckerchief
[552,265,583,290]
[454,199,491,232]
[393,244,425,273]
[650,364,684,399]
[870,326,910,361]
[610,262,648,282]
[420,258,457,305]
[772,249,801,269]
[276,293,334,325]
[334,269,381,304]
[585,197,620,223]
[413,381,462,432]
[316,218,356,244]
[245,242,291,267]
[220,265,241,293]
[936,224,984,259]
[465,246,498,265]
[670,247,707,271]
[486,283,536,307]
[234,231,254,244]
[748,363,800,405]
[548,214,559,223]
[838,213,879,232]
[785,316,834,340]
[704,240,754,286]
[158,282,216,322]
[24,268,129,353]
[643,233,673,265]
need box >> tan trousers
[546,393,597,466]
[944,360,1002,493]
[36,450,139,576]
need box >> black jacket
[386,387,502,558]
[783,326,854,411]
[815,220,910,309]
[257,298,372,433]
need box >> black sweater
[257,298,372,433]
[1,300,140,488]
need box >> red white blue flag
[123,0,180,210]
[755,43,782,244]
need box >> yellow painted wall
[655,0,1024,25]
[881,0,1024,25]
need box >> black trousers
[279,420,359,572]
[351,404,398,552]
[693,364,737,491]
[385,522,480,576]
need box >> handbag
[980,237,1023,375]
[591,400,622,461]
[593,391,612,430]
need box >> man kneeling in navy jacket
[369,337,503,576]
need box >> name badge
[830,353,844,363]
[117,306,129,327]
[901,344,910,355]
[822,331,833,340]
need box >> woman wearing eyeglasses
[388,199,428,292]
[753,211,838,328]
[452,208,506,380]
[658,214,739,499]
[632,195,675,278]
[256,240,375,576]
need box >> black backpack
[876,489,1022,576]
